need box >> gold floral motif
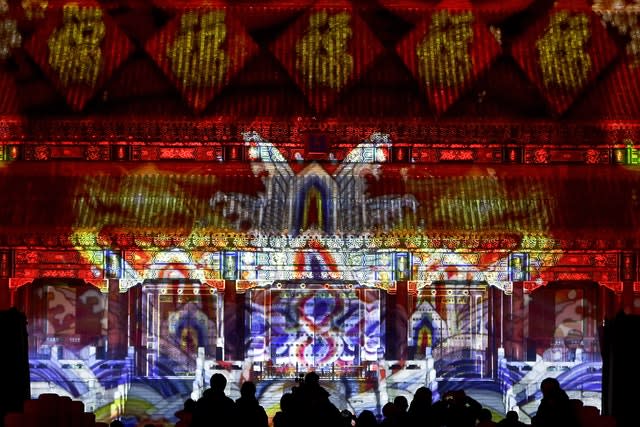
[295,10,353,89]
[416,11,474,88]
[47,4,105,87]
[0,0,22,60]
[0,19,21,60]
[536,11,592,89]
[22,0,48,20]
[166,10,229,88]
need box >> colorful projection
[248,284,381,371]
[4,132,621,425]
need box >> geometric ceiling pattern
[0,0,638,119]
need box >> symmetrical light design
[47,4,105,87]
[215,131,416,235]
[270,1,383,113]
[536,11,592,90]
[24,1,134,111]
[511,1,618,116]
[396,6,500,115]
[145,7,259,112]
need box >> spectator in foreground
[191,373,235,427]
[532,377,578,427]
[497,410,527,427]
[408,387,434,427]
[174,398,195,427]
[234,381,268,427]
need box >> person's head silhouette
[241,381,257,399]
[304,371,320,387]
[209,373,227,392]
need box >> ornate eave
[1,118,640,164]
[0,229,634,251]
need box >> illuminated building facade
[0,0,639,424]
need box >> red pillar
[0,250,12,310]
[223,280,244,360]
[385,282,408,361]
[507,282,526,361]
[107,279,127,358]
[0,279,9,310]
[620,252,636,314]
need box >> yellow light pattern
[295,10,353,89]
[22,0,47,20]
[416,10,474,88]
[47,3,105,87]
[0,2,21,60]
[166,10,229,88]
[536,11,592,90]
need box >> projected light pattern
[10,132,616,426]
[17,277,606,425]
[409,284,488,372]
[248,285,382,372]
[270,289,360,367]
[16,281,107,359]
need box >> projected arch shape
[138,279,220,377]
[291,164,337,236]
[408,280,489,378]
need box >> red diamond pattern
[24,2,134,112]
[269,0,384,115]
[396,4,501,115]
[510,1,619,116]
[145,7,259,113]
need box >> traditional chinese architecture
[0,0,639,424]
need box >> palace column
[0,250,13,309]
[620,252,636,314]
[223,280,245,360]
[385,281,408,360]
[106,251,127,358]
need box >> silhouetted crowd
[159,373,613,427]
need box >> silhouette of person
[191,373,235,427]
[273,392,295,427]
[234,381,268,427]
[393,396,410,427]
[432,390,481,427]
[291,371,342,427]
[532,377,579,427]
[356,409,379,427]
[380,402,399,427]
[477,408,497,427]
[497,411,527,427]
[408,387,434,427]
[175,398,195,427]
[340,409,356,427]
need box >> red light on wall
[225,145,243,161]
[393,147,410,162]
[111,145,130,161]
[502,146,522,163]
[9,146,19,160]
